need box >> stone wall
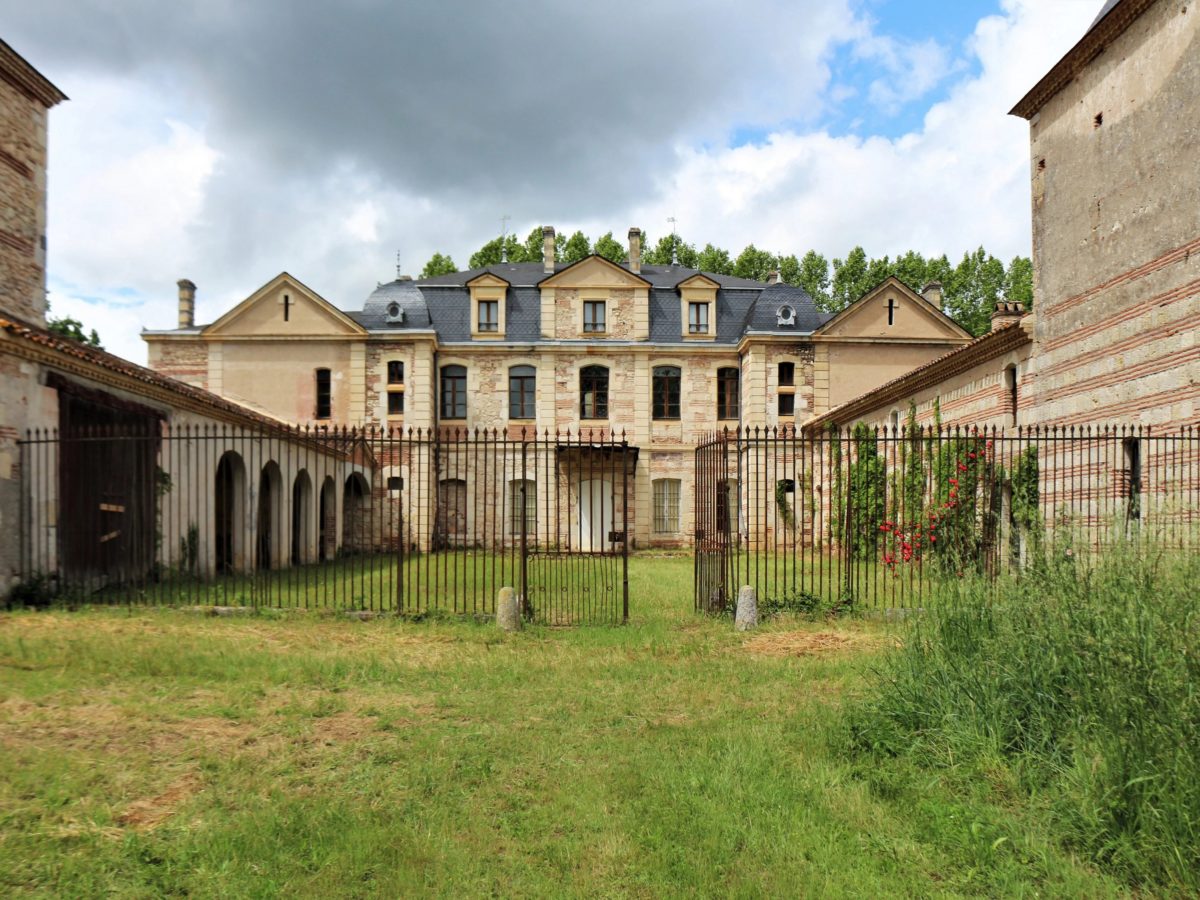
[1027,0,1199,426]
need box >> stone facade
[1015,0,1199,427]
[0,40,65,327]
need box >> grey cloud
[5,0,856,215]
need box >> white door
[578,478,613,552]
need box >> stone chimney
[542,225,556,274]
[991,300,1025,330]
[766,269,781,285]
[177,278,196,329]
[627,227,642,274]
[920,281,943,310]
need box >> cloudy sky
[5,0,1100,363]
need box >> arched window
[509,365,536,419]
[581,366,609,419]
[716,367,739,420]
[440,365,467,419]
[652,366,681,420]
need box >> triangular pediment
[203,273,366,338]
[815,277,971,340]
[466,272,510,288]
[676,273,721,290]
[538,254,651,288]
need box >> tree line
[421,228,1033,337]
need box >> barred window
[653,478,681,533]
[508,479,537,536]
[717,367,739,420]
[652,365,681,420]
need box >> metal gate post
[520,437,528,618]
[621,434,629,623]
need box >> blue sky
[3,0,1102,363]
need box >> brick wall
[0,76,50,325]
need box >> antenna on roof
[667,216,679,265]
[500,214,511,263]
[396,250,402,280]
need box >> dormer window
[467,272,508,338]
[777,305,796,326]
[678,273,719,340]
[478,300,499,333]
[688,302,709,334]
[385,301,405,324]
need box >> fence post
[621,432,629,624]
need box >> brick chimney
[920,281,943,310]
[177,278,196,328]
[627,227,642,274]
[542,225,556,274]
[767,269,781,285]
[991,300,1025,330]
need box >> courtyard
[0,555,1132,897]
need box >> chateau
[142,235,970,547]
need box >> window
[1123,438,1142,521]
[653,479,681,533]
[509,365,536,419]
[386,360,404,417]
[581,365,609,419]
[717,367,740,420]
[477,299,499,333]
[283,293,291,322]
[778,393,795,417]
[440,365,467,419]
[508,479,537,536]
[583,300,606,333]
[778,362,795,386]
[652,366,681,420]
[688,302,709,334]
[387,476,403,492]
[315,368,331,419]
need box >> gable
[538,255,651,289]
[816,277,970,341]
[203,273,366,338]
[676,273,721,290]
[465,272,510,288]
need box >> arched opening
[319,476,337,561]
[291,469,314,565]
[214,451,246,574]
[256,461,283,570]
[342,472,371,553]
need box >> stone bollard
[735,585,758,632]
[496,586,522,632]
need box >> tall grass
[851,540,1200,893]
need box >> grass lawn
[1,555,1124,897]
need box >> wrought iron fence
[695,424,1200,612]
[17,424,632,624]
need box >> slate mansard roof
[353,259,832,344]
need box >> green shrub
[850,542,1200,892]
